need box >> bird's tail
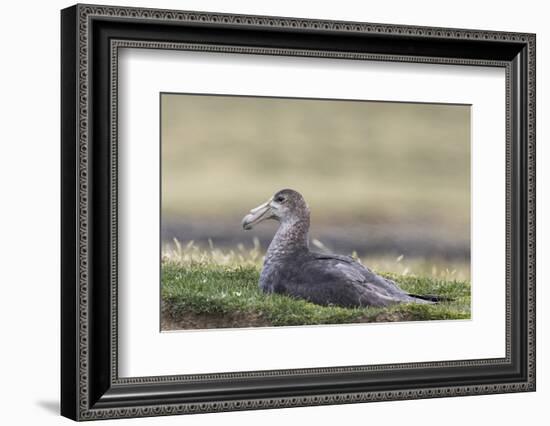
[408,293,454,303]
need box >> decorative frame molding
[61,4,536,421]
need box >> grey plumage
[242,189,436,308]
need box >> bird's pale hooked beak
[242,198,273,230]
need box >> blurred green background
[161,93,470,279]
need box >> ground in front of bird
[161,242,471,330]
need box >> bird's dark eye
[275,195,286,203]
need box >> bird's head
[242,189,310,230]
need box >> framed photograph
[61,4,536,421]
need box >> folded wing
[283,252,431,308]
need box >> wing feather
[287,252,429,307]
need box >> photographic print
[160,93,471,331]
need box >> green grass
[161,242,471,330]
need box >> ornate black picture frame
[61,4,536,421]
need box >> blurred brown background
[161,93,470,278]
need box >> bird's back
[266,252,429,308]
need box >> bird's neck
[265,217,310,264]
